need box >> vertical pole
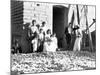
[76,5,80,25]
[85,6,93,51]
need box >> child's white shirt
[31,25,38,34]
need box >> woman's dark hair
[47,29,51,34]
[73,25,80,31]
[39,28,43,32]
[42,21,46,25]
[36,24,40,29]
[32,20,36,24]
[65,27,68,33]
[69,22,72,25]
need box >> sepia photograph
[11,0,96,74]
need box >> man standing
[65,23,72,50]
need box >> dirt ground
[11,51,96,74]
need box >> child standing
[38,29,45,52]
[50,33,58,52]
[43,29,51,52]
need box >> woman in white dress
[50,33,58,52]
[73,25,83,51]
[43,29,51,52]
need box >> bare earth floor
[11,51,96,74]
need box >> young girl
[50,33,58,52]
[43,29,51,52]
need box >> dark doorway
[53,5,69,49]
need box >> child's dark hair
[32,20,36,25]
[42,21,46,25]
[47,29,51,34]
[39,28,43,32]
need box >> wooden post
[76,5,80,25]
[85,6,93,51]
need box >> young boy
[38,28,45,52]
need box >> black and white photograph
[11,0,96,74]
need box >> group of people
[12,20,83,54]
[65,23,83,51]
[20,20,58,53]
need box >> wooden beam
[85,6,94,51]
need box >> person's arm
[28,29,31,37]
[65,27,68,34]
[77,29,82,37]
